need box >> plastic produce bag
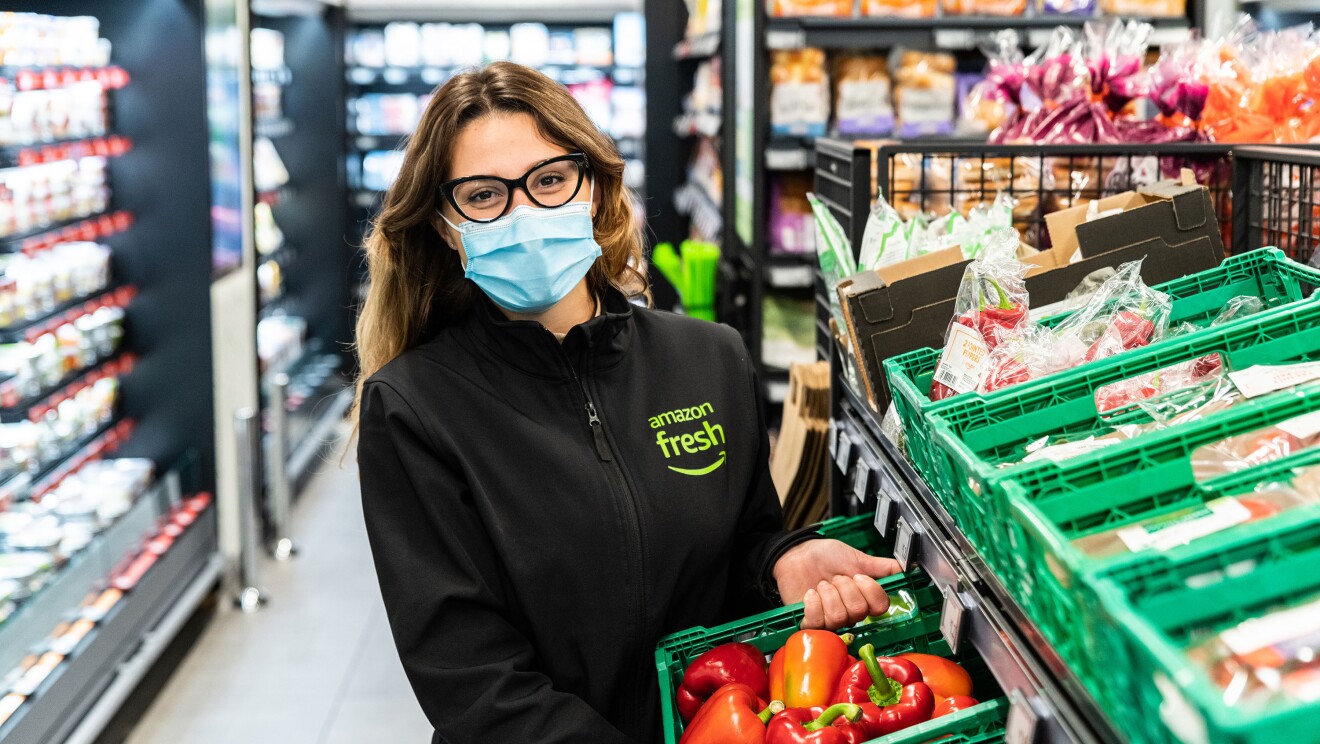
[1191,410,1320,483]
[1071,480,1320,559]
[1043,259,1172,370]
[929,243,1031,400]
[1187,591,1320,710]
[808,192,858,332]
[858,193,915,270]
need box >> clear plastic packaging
[1187,590,1320,710]
[1071,481,1320,559]
[930,244,1031,400]
[1191,412,1320,483]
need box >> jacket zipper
[559,343,647,735]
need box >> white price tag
[1005,693,1040,744]
[894,518,916,571]
[875,492,895,537]
[836,434,854,474]
[769,265,814,288]
[853,466,871,503]
[932,323,990,395]
[1279,410,1320,440]
[766,28,806,50]
[1228,362,1320,399]
[828,420,840,457]
[940,585,965,654]
[933,29,975,49]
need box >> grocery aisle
[118,430,430,744]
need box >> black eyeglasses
[438,152,590,224]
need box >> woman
[355,62,901,744]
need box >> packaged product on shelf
[0,158,111,239]
[614,12,646,69]
[509,23,550,67]
[959,31,1023,137]
[769,0,855,16]
[348,28,386,68]
[832,54,893,136]
[480,30,509,63]
[252,137,289,193]
[893,50,956,138]
[382,23,422,69]
[249,28,285,71]
[1,81,111,146]
[1100,0,1184,18]
[573,27,614,66]
[929,242,1031,400]
[1072,480,1320,559]
[419,24,451,67]
[1192,411,1320,483]
[770,49,830,138]
[1038,0,1096,14]
[862,0,936,18]
[942,0,1026,16]
[1186,591,1320,709]
[0,14,110,68]
[859,191,1017,270]
[769,173,815,256]
[252,82,283,123]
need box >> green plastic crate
[1089,517,1320,744]
[655,570,1002,744]
[884,247,1320,491]
[1000,447,1320,728]
[925,292,1320,587]
[873,696,1008,744]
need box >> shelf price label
[852,464,870,504]
[874,491,896,537]
[939,584,966,654]
[766,28,807,50]
[1005,692,1041,744]
[828,420,839,458]
[894,517,916,572]
[835,431,853,474]
[933,29,976,50]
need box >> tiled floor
[121,434,433,744]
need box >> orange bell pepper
[769,631,855,709]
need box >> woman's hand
[772,539,902,630]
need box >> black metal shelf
[346,63,643,89]
[673,30,722,60]
[832,380,1123,744]
[765,14,1192,51]
[0,352,133,425]
[0,285,125,345]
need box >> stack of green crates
[876,248,1320,741]
[885,248,1320,494]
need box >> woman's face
[434,112,596,260]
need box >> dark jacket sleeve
[727,362,825,614]
[357,381,636,744]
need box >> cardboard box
[838,173,1225,412]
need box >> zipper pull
[585,401,613,462]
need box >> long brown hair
[352,62,646,420]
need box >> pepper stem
[838,632,856,646]
[987,278,1013,310]
[802,703,863,732]
[759,700,785,725]
[860,644,904,707]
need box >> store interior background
[0,0,1318,742]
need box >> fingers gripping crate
[655,570,1003,744]
[1001,446,1320,730]
[885,247,1320,489]
[925,298,1320,589]
[1090,517,1320,744]
[1233,145,1320,267]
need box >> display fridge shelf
[831,380,1123,744]
[764,15,1192,51]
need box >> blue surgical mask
[439,185,602,314]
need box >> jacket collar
[466,287,635,379]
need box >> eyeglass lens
[451,158,584,222]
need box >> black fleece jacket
[357,289,818,744]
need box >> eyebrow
[451,152,574,183]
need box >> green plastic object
[1087,518,1320,744]
[885,248,1320,490]
[998,447,1320,729]
[877,697,1008,744]
[654,240,721,320]
[654,570,1002,744]
[917,261,1320,586]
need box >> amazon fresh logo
[648,402,726,476]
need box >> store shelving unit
[0,3,218,743]
[250,7,356,520]
[732,5,1204,407]
[343,17,648,250]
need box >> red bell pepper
[980,354,1031,393]
[769,631,855,710]
[930,279,1028,401]
[677,642,770,723]
[766,703,864,744]
[896,653,973,699]
[680,683,783,744]
[933,695,980,718]
[1082,310,1155,363]
[832,643,934,737]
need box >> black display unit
[0,2,219,743]
[250,5,356,507]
